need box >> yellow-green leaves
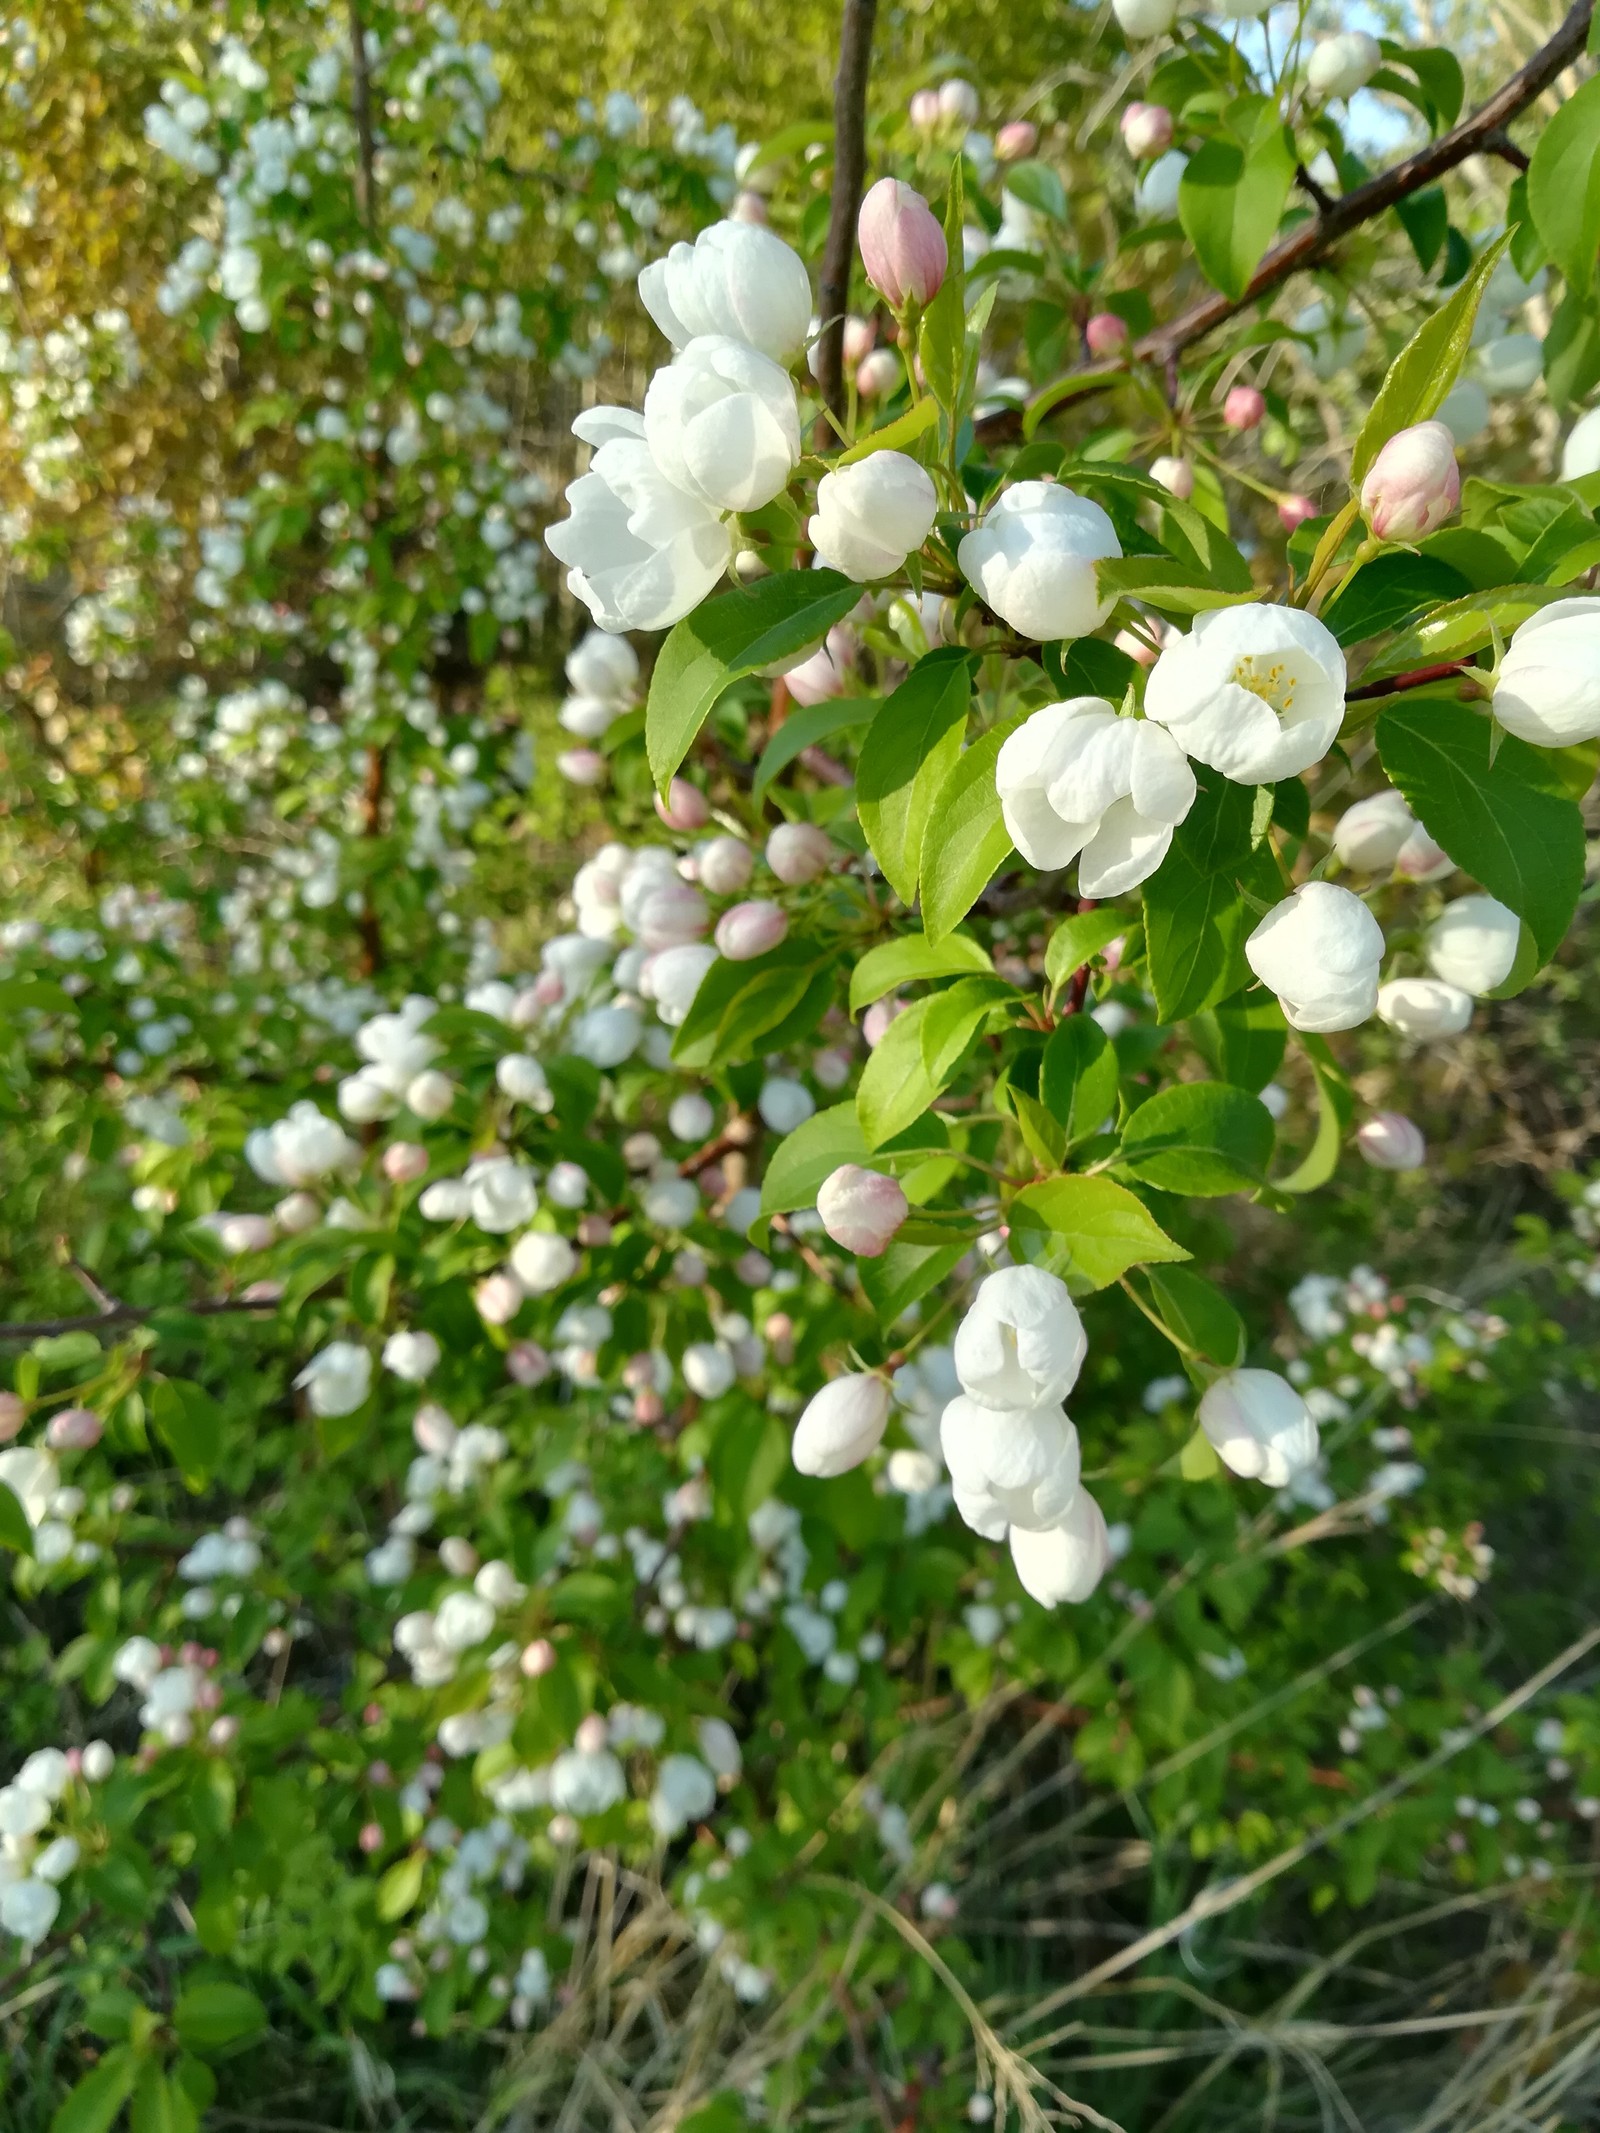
[1349,232,1511,487]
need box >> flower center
[1231,654,1299,717]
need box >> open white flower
[941,1394,1082,1535]
[638,220,813,363]
[295,1340,372,1418]
[545,410,731,633]
[1492,597,1600,747]
[643,336,801,513]
[1199,1370,1318,1485]
[1245,882,1384,1032]
[957,483,1121,642]
[1009,1487,1111,1605]
[996,697,1196,892]
[1144,603,1346,783]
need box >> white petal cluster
[996,697,1196,892]
[1144,604,1346,783]
[1246,882,1385,1032]
[957,483,1121,642]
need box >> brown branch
[0,1296,281,1343]
[347,0,377,235]
[677,1116,758,1179]
[977,0,1593,443]
[815,0,878,428]
[358,741,386,978]
[1345,658,1472,702]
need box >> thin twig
[346,0,377,235]
[815,0,878,427]
[0,1295,281,1342]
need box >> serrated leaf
[848,931,992,1012]
[1008,1175,1189,1289]
[645,570,861,792]
[856,650,972,906]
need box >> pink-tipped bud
[0,1393,25,1443]
[532,970,564,1008]
[1085,312,1129,359]
[730,189,768,226]
[359,1821,385,1854]
[633,1390,665,1425]
[383,1142,429,1183]
[47,1406,101,1450]
[1149,454,1194,499]
[856,347,902,400]
[1223,384,1266,432]
[1120,102,1174,158]
[858,178,948,311]
[715,900,788,960]
[1359,420,1460,542]
[506,1340,551,1386]
[766,821,837,884]
[784,627,854,707]
[816,1164,909,1258]
[576,1214,612,1248]
[556,748,606,787]
[862,995,907,1048]
[1278,492,1317,533]
[474,1271,524,1326]
[697,834,754,894]
[575,1714,609,1755]
[1356,1112,1426,1172]
[655,777,711,832]
[908,87,941,130]
[520,1638,557,1678]
[842,315,876,366]
[996,119,1039,161]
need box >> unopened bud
[0,1393,25,1443]
[1223,384,1265,431]
[474,1271,524,1326]
[792,1373,891,1477]
[47,1406,101,1451]
[654,777,711,833]
[766,821,837,884]
[383,1142,429,1183]
[908,87,941,130]
[856,347,902,400]
[1120,101,1173,157]
[938,79,979,125]
[1085,312,1129,359]
[816,1164,909,1258]
[1278,492,1317,533]
[1359,420,1460,542]
[1149,454,1193,499]
[520,1638,556,1677]
[1356,1112,1427,1171]
[858,178,948,311]
[996,119,1039,161]
[715,900,789,960]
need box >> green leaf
[645,569,860,792]
[0,1480,32,1556]
[50,2051,140,2133]
[1349,231,1512,485]
[1274,1052,1352,1194]
[1394,185,1448,273]
[1044,909,1130,991]
[860,1238,972,1323]
[1143,847,1275,1023]
[1193,991,1287,1092]
[149,1379,225,1487]
[1544,285,1600,410]
[1096,554,1258,615]
[1174,770,1261,874]
[1008,1176,1189,1289]
[1320,551,1470,647]
[1375,697,1585,961]
[1526,74,1600,295]
[837,395,940,466]
[1178,1428,1221,1480]
[856,650,972,906]
[671,938,834,1071]
[1002,159,1068,222]
[172,1981,267,2053]
[917,160,968,416]
[1361,584,1560,680]
[131,2063,200,2133]
[1039,1018,1119,1146]
[1146,1266,1245,1366]
[1178,103,1296,301]
[757,1103,947,1218]
[751,697,875,799]
[1116,1082,1275,1196]
[848,931,992,1012]
[918,974,1014,1084]
[918,715,1021,942]
[375,1851,426,1923]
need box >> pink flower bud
[908,87,941,130]
[736,1248,772,1287]
[575,1714,609,1755]
[383,1142,429,1183]
[816,1163,909,1257]
[557,748,606,787]
[413,1402,457,1455]
[842,315,876,365]
[1223,384,1265,431]
[858,178,948,311]
[1396,823,1454,883]
[1356,1112,1426,1171]
[862,995,907,1048]
[1359,420,1460,542]
[633,1390,665,1425]
[784,628,854,707]
[730,189,768,225]
[654,777,711,832]
[0,1393,25,1443]
[506,1341,551,1386]
[532,971,564,1007]
[1278,492,1317,533]
[716,901,789,960]
[856,348,902,400]
[1085,312,1129,359]
[520,1638,556,1677]
[996,119,1039,161]
[576,1214,612,1248]
[208,1715,239,1748]
[697,835,754,895]
[474,1271,524,1326]
[47,1406,101,1450]
[359,1821,385,1854]
[766,821,837,884]
[1120,101,1174,158]
[1149,454,1193,499]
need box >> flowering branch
[815,0,879,424]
